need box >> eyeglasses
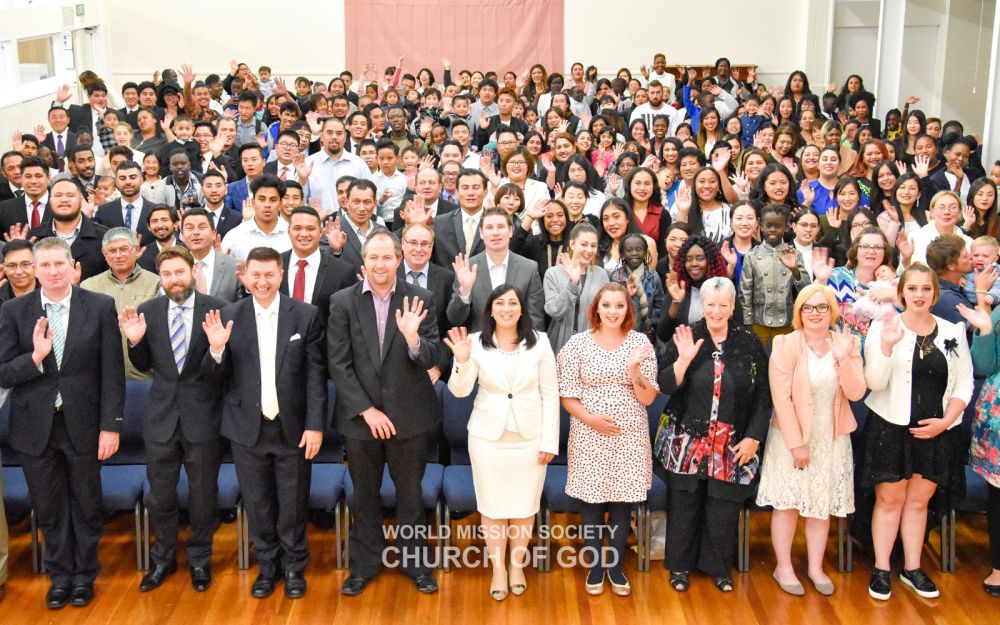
[857,244,885,252]
[506,160,527,167]
[104,246,134,257]
[801,303,831,313]
[276,141,298,149]
[402,239,433,249]
[850,221,873,230]
[2,261,32,272]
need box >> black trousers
[345,433,430,579]
[665,481,741,578]
[989,483,1000,570]
[144,426,223,567]
[230,418,311,577]
[577,501,634,572]
[21,412,103,587]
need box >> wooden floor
[1,510,997,625]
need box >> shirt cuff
[407,343,421,360]
[210,346,225,362]
[459,293,471,304]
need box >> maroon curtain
[345,0,565,82]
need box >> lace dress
[756,350,855,519]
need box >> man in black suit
[0,236,125,609]
[432,169,486,266]
[93,161,153,243]
[53,82,108,139]
[192,122,237,181]
[41,107,77,170]
[202,246,327,599]
[0,150,23,201]
[279,206,354,329]
[263,130,305,183]
[328,229,442,596]
[137,205,182,273]
[325,179,386,270]
[118,82,141,129]
[399,221,454,381]
[29,178,109,281]
[120,246,226,593]
[200,169,242,238]
[0,157,51,234]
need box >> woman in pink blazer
[757,284,866,596]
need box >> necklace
[917,332,935,360]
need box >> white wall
[939,0,995,132]
[563,0,811,88]
[104,0,346,87]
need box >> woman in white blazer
[862,265,974,602]
[445,284,559,602]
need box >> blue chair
[310,380,347,570]
[101,379,153,571]
[1,394,42,573]
[341,382,445,569]
[141,463,245,570]
[439,382,478,573]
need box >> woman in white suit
[862,264,974,601]
[445,284,559,602]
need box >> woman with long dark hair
[543,222,608,353]
[598,198,641,274]
[785,70,813,116]
[964,177,1000,239]
[658,234,732,340]
[511,199,572,279]
[625,167,670,258]
[682,167,733,244]
[894,110,926,164]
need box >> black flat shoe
[251,573,278,599]
[714,576,734,593]
[190,566,212,592]
[46,585,71,610]
[284,571,307,599]
[70,583,94,607]
[413,573,438,594]
[985,582,1000,597]
[139,561,177,592]
[669,571,689,592]
[341,575,370,596]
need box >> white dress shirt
[23,192,49,224]
[486,251,510,289]
[304,149,372,213]
[373,168,408,223]
[120,196,144,232]
[288,249,321,303]
[194,248,217,296]
[220,218,292,260]
[168,293,195,347]
[274,161,299,183]
[403,260,429,289]
[943,171,971,206]
[253,297,281,419]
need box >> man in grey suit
[446,207,545,332]
[180,208,241,302]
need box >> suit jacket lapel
[184,294,211,375]
[61,288,88,366]
[313,255,328,306]
[355,286,382,368]
[473,256,491,304]
[380,284,406,360]
[211,255,229,297]
[237,299,260,374]
[274,295,294,376]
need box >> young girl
[612,233,664,345]
[739,204,812,347]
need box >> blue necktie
[125,203,134,230]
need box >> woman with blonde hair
[758,284,866,596]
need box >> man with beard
[29,177,108,280]
[81,227,160,379]
[137,205,182,273]
[67,145,97,190]
[119,246,226,593]
[200,169,241,238]
[385,107,426,157]
[94,161,153,243]
[629,80,686,135]
[304,117,371,213]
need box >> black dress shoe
[46,585,71,610]
[190,566,212,592]
[70,583,95,607]
[341,575,370,596]
[413,573,438,594]
[139,561,177,592]
[284,571,307,598]
[251,573,278,599]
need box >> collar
[52,218,83,238]
[121,195,143,208]
[26,193,49,207]
[361,276,397,300]
[403,260,428,276]
[250,218,288,236]
[486,251,511,271]
[292,248,321,268]
[252,296,281,317]
[169,293,194,312]
[196,247,217,267]
[41,288,72,309]
[108,264,144,285]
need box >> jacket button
[507,393,513,399]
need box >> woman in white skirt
[757,284,866,596]
[445,284,559,601]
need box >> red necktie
[279,166,289,181]
[31,200,41,228]
[292,259,307,301]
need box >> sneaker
[868,568,892,600]
[900,568,940,598]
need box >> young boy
[963,235,1000,307]
[358,139,378,174]
[258,65,277,100]
[160,114,200,166]
[282,180,304,221]
[373,140,408,226]
[739,95,766,147]
[739,203,811,347]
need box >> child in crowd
[851,264,899,321]
[739,203,811,347]
[963,235,1000,307]
[258,65,277,100]
[611,233,664,344]
[373,140,408,226]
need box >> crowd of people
[0,50,998,610]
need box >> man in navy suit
[93,161,153,244]
[224,144,266,212]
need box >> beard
[167,283,195,304]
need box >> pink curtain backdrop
[345,0,565,84]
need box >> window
[17,35,56,84]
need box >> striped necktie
[46,302,66,408]
[170,305,187,372]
